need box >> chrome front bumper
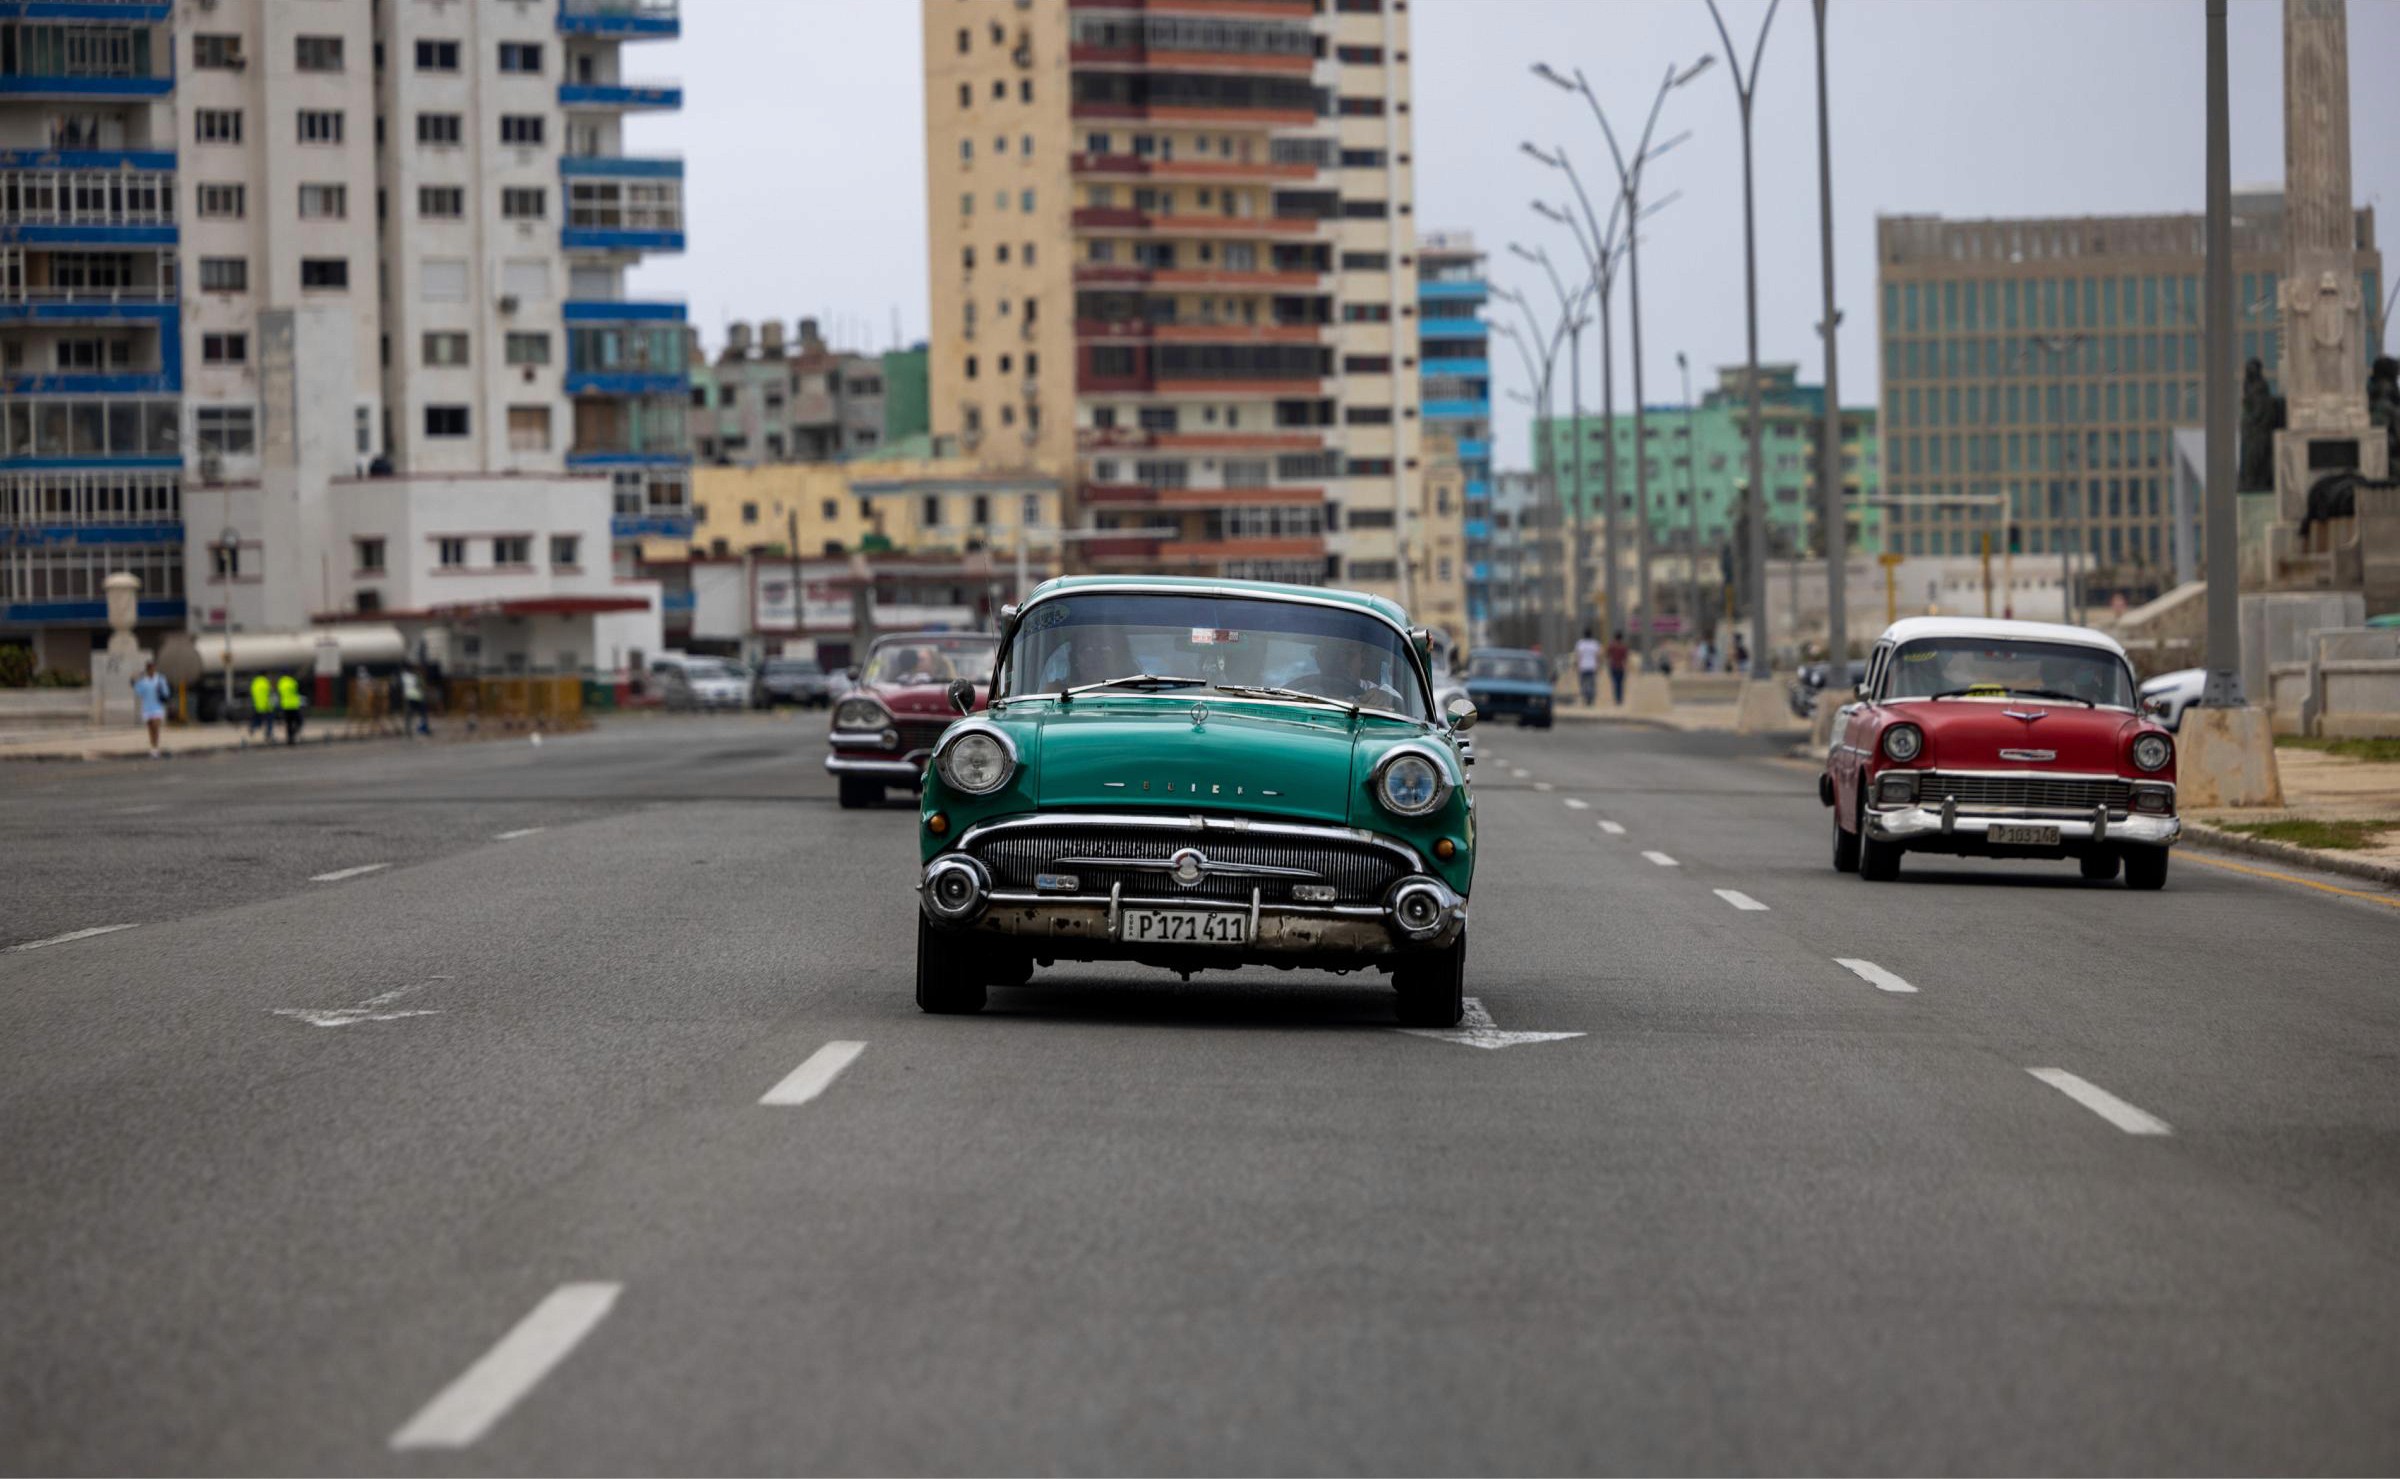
[919,874,1468,958]
[1866,804,2180,848]
[825,751,925,780]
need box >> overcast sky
[624,0,2399,467]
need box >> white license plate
[1120,908,1248,946]
[1988,823,2061,845]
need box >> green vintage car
[914,576,1478,1025]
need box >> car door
[1833,642,1889,813]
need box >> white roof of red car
[1875,616,2128,658]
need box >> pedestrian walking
[277,670,305,745]
[131,658,171,759]
[401,665,430,736]
[1731,636,1750,673]
[1573,627,1602,708]
[1604,630,1630,706]
[248,671,276,743]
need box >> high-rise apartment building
[687,319,905,467]
[1875,198,2380,579]
[921,0,1423,602]
[1416,229,1488,635]
[2,2,185,668]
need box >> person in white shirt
[1573,628,1602,707]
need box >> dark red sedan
[825,632,998,809]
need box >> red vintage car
[825,632,998,809]
[1821,617,2181,888]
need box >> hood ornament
[2001,708,2048,723]
[1190,703,1209,726]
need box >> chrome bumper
[824,750,924,781]
[1867,804,2180,848]
[919,875,1468,957]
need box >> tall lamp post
[1811,0,1847,673]
[1703,0,1781,678]
[1675,352,1704,643]
[1508,242,1589,640]
[1532,56,1712,670]
[1494,283,1591,653]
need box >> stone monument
[88,571,152,727]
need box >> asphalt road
[3,714,2398,1474]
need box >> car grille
[895,718,951,755]
[967,823,1407,905]
[1920,771,2135,815]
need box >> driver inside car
[1287,640,1404,710]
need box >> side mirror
[947,679,976,715]
[1444,695,1478,731]
[844,667,859,684]
[2141,695,2171,719]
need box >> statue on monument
[2238,358,2284,492]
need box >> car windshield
[862,638,997,687]
[1884,638,2135,708]
[1001,592,1430,720]
[1468,653,1547,683]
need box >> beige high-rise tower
[922,0,1421,603]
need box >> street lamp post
[1533,57,1711,670]
[1811,0,1847,674]
[1510,241,1589,643]
[1703,0,1781,678]
[1495,288,1591,654]
[1676,351,1703,644]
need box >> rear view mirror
[2142,695,2171,719]
[1444,695,1478,731]
[947,679,976,715]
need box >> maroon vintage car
[1821,617,2181,888]
[825,632,998,809]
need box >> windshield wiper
[1056,672,1208,703]
[1927,685,2096,708]
[1211,682,1360,717]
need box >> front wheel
[1832,791,1861,873]
[915,917,987,1014]
[2122,848,2170,891]
[1393,932,1466,1028]
[1857,798,1904,882]
[2080,850,2121,882]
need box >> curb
[2181,819,2400,888]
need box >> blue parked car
[1464,648,1556,728]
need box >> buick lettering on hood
[912,577,1477,1026]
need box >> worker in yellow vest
[277,671,305,746]
[248,672,275,742]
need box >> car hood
[1890,698,2148,773]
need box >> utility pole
[2201,0,2240,706]
[1812,0,1847,670]
[1706,0,1781,679]
[1677,351,1702,644]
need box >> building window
[415,39,460,71]
[194,406,257,455]
[297,109,344,145]
[198,257,247,294]
[355,589,382,614]
[300,258,350,291]
[196,183,245,219]
[551,535,580,569]
[417,113,463,146]
[356,538,386,573]
[1343,354,1393,373]
[491,535,531,566]
[424,405,470,438]
[1340,199,1389,219]
[422,332,470,367]
[195,109,242,144]
[193,34,244,70]
[498,42,544,74]
[507,406,551,452]
[1341,303,1391,323]
[820,500,838,521]
[1337,97,1386,117]
[294,35,344,72]
[298,184,347,220]
[438,537,468,568]
[505,332,551,366]
[202,333,247,366]
[500,114,545,147]
[922,495,942,526]
[741,502,759,525]
[501,187,546,220]
[418,186,464,219]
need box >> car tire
[1393,932,1466,1028]
[915,916,988,1014]
[2123,848,2170,891]
[837,776,879,810]
[1857,797,1903,881]
[1832,798,1860,873]
[2080,851,2122,882]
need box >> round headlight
[937,730,1013,795]
[1377,751,1448,816]
[834,697,886,730]
[1882,723,1923,763]
[2131,733,2172,772]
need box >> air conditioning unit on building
[199,453,224,484]
[1022,378,1039,400]
[498,295,521,315]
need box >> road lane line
[1508,767,1530,779]
[760,1041,866,1106]
[1533,781,1555,792]
[6,923,137,953]
[2028,1069,2172,1136]
[1563,797,1590,810]
[2180,850,2400,909]
[1713,888,1770,911]
[309,863,390,883]
[1835,957,1918,994]
[389,1282,622,1450]
[1598,820,1626,835]
[493,827,545,840]
[1641,850,1679,867]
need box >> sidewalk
[1553,697,1810,736]
[0,719,378,763]
[2184,740,2400,885]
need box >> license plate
[1988,823,2061,845]
[1120,908,1248,946]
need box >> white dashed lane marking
[1713,889,1770,911]
[1533,781,1555,793]
[1835,957,1918,994]
[760,1041,866,1107]
[310,863,390,884]
[1598,820,1626,835]
[1562,797,1589,810]
[493,827,545,841]
[6,923,138,953]
[389,1283,623,1450]
[1641,851,1679,867]
[2028,1068,2173,1136]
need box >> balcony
[561,160,684,254]
[0,156,176,245]
[566,320,687,396]
[1070,206,1322,237]
[1074,318,1324,345]
[1067,44,1312,75]
[1417,318,1487,341]
[561,297,686,324]
[560,153,683,180]
[1072,264,1321,292]
[1079,428,1326,453]
[1072,153,1320,183]
[7,3,174,17]
[557,79,683,111]
[1418,280,1487,303]
[556,0,679,39]
[0,21,173,99]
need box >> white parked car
[2139,668,2206,730]
[652,654,749,711]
